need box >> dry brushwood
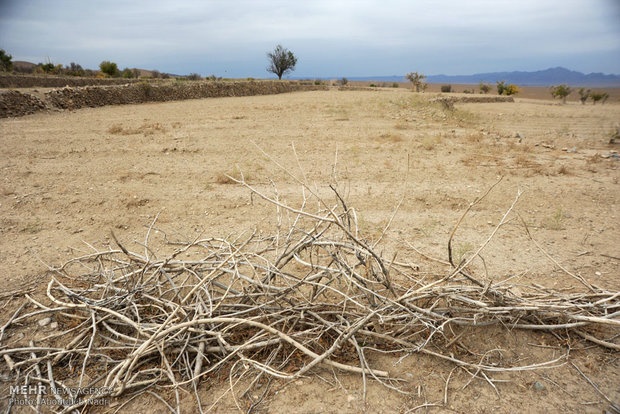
[1,178,619,413]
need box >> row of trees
[550,84,610,104]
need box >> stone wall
[0,90,49,117]
[0,74,142,88]
[0,80,328,118]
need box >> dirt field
[1,89,619,412]
[350,82,620,103]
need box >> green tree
[267,45,297,79]
[550,84,572,104]
[99,61,119,77]
[406,72,426,92]
[0,49,13,71]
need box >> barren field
[1,89,619,413]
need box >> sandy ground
[1,89,619,413]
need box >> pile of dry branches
[1,176,619,413]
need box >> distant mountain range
[333,67,620,87]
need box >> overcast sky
[1,0,619,78]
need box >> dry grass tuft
[421,134,441,150]
[542,208,566,230]
[378,132,404,143]
[108,122,167,136]
[215,168,251,185]
[557,165,571,175]
[466,132,484,143]
[394,122,410,130]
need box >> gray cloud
[1,0,618,77]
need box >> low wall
[0,90,48,117]
[0,80,328,118]
[0,74,143,88]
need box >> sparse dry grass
[2,88,620,414]
[215,168,252,184]
[378,132,404,143]
[108,122,167,136]
[542,208,567,230]
[421,134,441,150]
[557,164,571,175]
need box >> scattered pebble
[532,381,546,391]
[50,322,58,329]
[595,271,602,276]
[38,317,52,327]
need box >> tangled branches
[1,179,619,413]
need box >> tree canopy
[267,45,297,80]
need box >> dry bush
[394,122,410,130]
[378,132,404,143]
[421,134,441,150]
[557,165,571,175]
[514,153,530,167]
[2,176,619,413]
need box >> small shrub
[369,83,377,87]
[121,68,135,78]
[340,77,348,86]
[39,62,55,74]
[590,91,608,104]
[187,73,201,80]
[496,80,506,95]
[314,79,323,85]
[503,84,520,96]
[578,88,590,104]
[479,82,491,94]
[392,82,399,88]
[441,85,452,93]
[100,61,119,77]
[557,165,570,175]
